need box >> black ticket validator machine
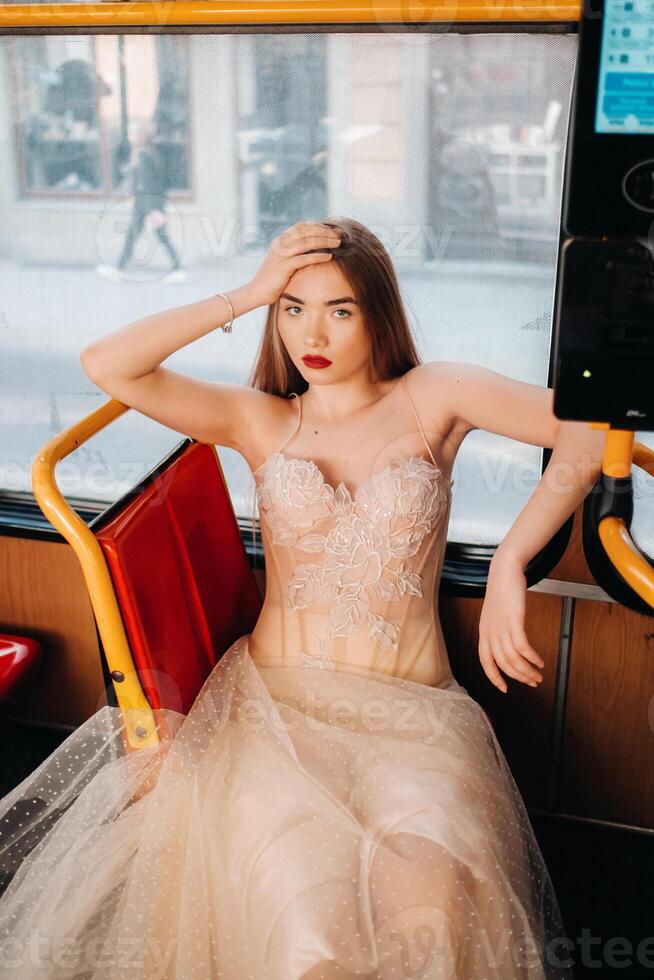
[551,0,654,611]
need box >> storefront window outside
[10,35,191,198]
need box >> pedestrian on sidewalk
[96,119,187,283]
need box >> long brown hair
[247,217,423,396]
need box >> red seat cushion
[94,442,262,715]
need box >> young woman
[0,219,595,978]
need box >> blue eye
[283,306,351,318]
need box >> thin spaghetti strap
[401,373,437,466]
[276,392,302,454]
[252,393,301,561]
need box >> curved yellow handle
[31,398,160,749]
[590,427,654,611]
[598,517,654,608]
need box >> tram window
[4,29,628,549]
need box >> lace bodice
[249,373,456,687]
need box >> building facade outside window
[9,35,191,199]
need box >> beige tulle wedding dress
[0,373,572,978]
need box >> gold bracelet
[216,291,234,333]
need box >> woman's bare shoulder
[405,361,472,443]
[235,387,299,471]
[80,358,294,462]
[412,360,561,447]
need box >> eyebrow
[280,293,359,306]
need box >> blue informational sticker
[595,0,654,134]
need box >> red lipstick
[302,355,332,368]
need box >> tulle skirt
[0,634,572,979]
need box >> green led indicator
[582,369,592,378]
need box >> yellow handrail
[598,518,654,608]
[633,440,654,479]
[0,0,582,27]
[31,398,160,749]
[592,428,654,610]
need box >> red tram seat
[91,440,262,716]
[0,634,42,702]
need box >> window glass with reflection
[5,32,647,551]
[10,35,190,196]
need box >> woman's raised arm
[79,221,342,451]
[79,285,267,449]
[80,287,254,385]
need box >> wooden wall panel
[0,536,106,727]
[440,591,563,810]
[558,598,654,828]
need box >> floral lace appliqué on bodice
[254,452,453,669]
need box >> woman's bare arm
[79,285,269,450]
[80,287,254,384]
[422,359,607,563]
[421,360,607,693]
[79,222,342,451]
[420,360,561,447]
